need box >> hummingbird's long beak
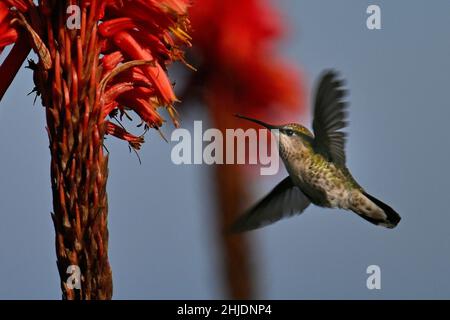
[234,114,278,130]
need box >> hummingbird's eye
[285,129,294,136]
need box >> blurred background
[1,0,450,299]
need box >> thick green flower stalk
[0,0,190,299]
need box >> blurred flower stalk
[0,0,190,299]
[187,0,305,298]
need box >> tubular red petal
[102,101,119,117]
[103,83,135,103]
[0,33,31,102]
[5,0,29,13]
[0,27,18,48]
[105,121,145,150]
[0,3,9,23]
[113,67,152,86]
[101,51,124,71]
[101,82,135,117]
[128,30,170,59]
[112,31,176,104]
[118,92,164,127]
[157,0,190,15]
[98,17,137,38]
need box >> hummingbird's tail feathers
[356,192,401,229]
[228,177,311,233]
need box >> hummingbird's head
[276,123,314,159]
[235,114,314,159]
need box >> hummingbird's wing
[229,177,311,233]
[312,70,349,167]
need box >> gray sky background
[1,0,450,299]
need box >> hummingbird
[231,70,401,232]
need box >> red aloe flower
[0,2,18,50]
[0,0,190,299]
[188,0,305,298]
[0,2,30,102]
[189,0,304,120]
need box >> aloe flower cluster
[190,0,303,119]
[188,0,304,299]
[0,0,190,299]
